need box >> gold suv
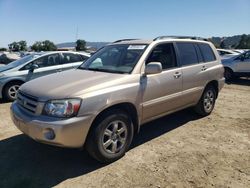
[11,36,225,163]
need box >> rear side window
[176,43,199,66]
[198,43,216,62]
[62,53,82,64]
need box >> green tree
[8,40,27,51]
[31,40,57,51]
[0,47,7,51]
[19,40,27,51]
[76,39,86,51]
[8,42,19,51]
[236,34,250,49]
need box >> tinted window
[146,43,177,70]
[194,44,203,63]
[62,53,82,64]
[176,43,199,66]
[199,43,216,62]
[21,53,60,70]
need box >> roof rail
[153,36,208,41]
[113,39,139,43]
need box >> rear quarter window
[198,43,216,62]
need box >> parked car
[222,50,250,80]
[0,51,90,101]
[217,49,240,56]
[11,37,224,163]
[0,52,20,64]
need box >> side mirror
[145,62,162,75]
[29,64,39,72]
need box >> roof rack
[153,36,208,41]
[113,39,139,43]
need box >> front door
[235,51,250,73]
[141,43,183,122]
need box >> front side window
[21,53,60,70]
[176,43,199,66]
[146,43,177,70]
[198,43,216,62]
[79,44,147,74]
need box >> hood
[0,65,14,73]
[20,69,133,101]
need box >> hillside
[57,34,250,50]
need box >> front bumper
[10,101,93,148]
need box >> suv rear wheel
[194,86,216,116]
[85,110,134,163]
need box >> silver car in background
[0,51,90,101]
[222,50,250,80]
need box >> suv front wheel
[85,110,134,163]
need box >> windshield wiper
[78,67,127,74]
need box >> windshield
[5,54,42,69]
[79,44,148,74]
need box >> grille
[17,91,38,114]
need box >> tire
[194,86,216,116]
[224,68,234,81]
[3,81,22,102]
[85,110,134,163]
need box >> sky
[0,0,250,47]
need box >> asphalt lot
[0,79,249,188]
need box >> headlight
[43,99,81,118]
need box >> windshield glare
[80,44,147,74]
[5,54,41,68]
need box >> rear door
[235,51,250,73]
[175,42,209,106]
[142,43,183,122]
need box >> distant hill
[57,34,250,50]
[56,42,110,49]
[210,34,250,48]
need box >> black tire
[3,81,23,102]
[194,86,216,116]
[85,109,134,163]
[224,68,234,81]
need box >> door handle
[57,69,62,72]
[201,66,207,71]
[173,72,182,79]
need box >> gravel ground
[0,79,249,188]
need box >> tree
[76,39,86,51]
[0,47,7,51]
[19,40,27,51]
[236,34,250,49]
[8,42,19,51]
[8,40,27,51]
[31,40,57,52]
